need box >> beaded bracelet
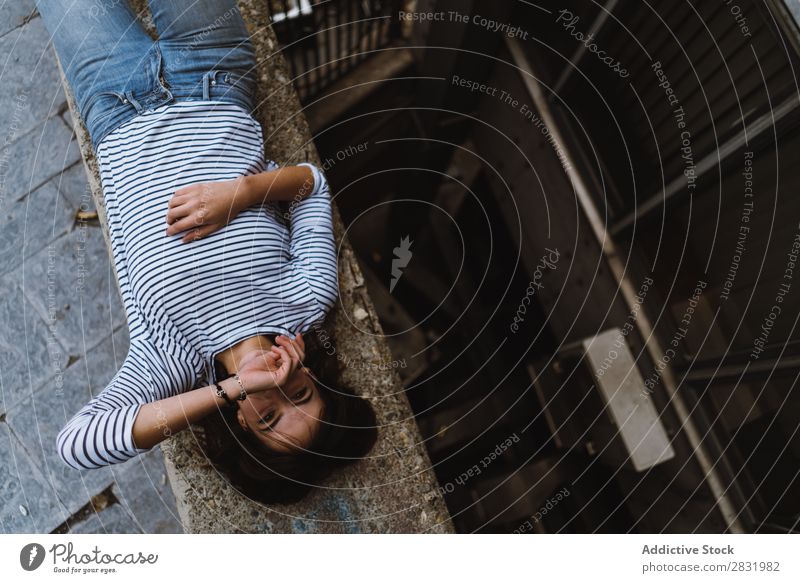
[214,383,237,409]
[233,373,247,401]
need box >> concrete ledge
[56,0,452,532]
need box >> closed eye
[258,382,314,432]
[292,386,312,404]
[258,411,276,428]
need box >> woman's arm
[283,163,340,325]
[130,376,241,449]
[58,336,298,469]
[57,337,179,470]
[132,344,300,449]
[165,164,316,243]
[239,164,316,205]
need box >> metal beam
[611,95,800,235]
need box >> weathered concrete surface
[0,5,181,533]
[0,414,67,533]
[57,1,452,533]
[0,0,35,38]
[111,448,182,533]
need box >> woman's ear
[236,408,249,432]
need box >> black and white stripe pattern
[57,101,338,470]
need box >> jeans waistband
[91,77,256,149]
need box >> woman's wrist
[233,175,258,213]
[237,166,316,207]
[215,377,242,403]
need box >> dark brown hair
[205,345,378,505]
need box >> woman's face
[236,367,324,453]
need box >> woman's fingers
[180,223,219,244]
[275,334,305,362]
[270,346,296,371]
[272,347,294,386]
[173,184,199,198]
[167,190,191,207]
[238,348,276,370]
[165,202,191,225]
[287,338,304,361]
[165,215,200,236]
[277,344,301,372]
[270,341,303,376]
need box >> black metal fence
[269,0,406,104]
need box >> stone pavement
[0,2,181,533]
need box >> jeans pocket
[84,89,128,125]
[215,71,255,99]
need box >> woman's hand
[236,344,301,394]
[273,332,305,363]
[165,177,249,243]
[235,333,306,394]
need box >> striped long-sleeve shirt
[56,100,338,470]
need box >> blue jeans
[36,0,257,148]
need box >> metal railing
[269,0,406,104]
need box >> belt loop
[202,70,219,100]
[124,90,143,113]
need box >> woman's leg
[148,0,257,113]
[35,0,163,147]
